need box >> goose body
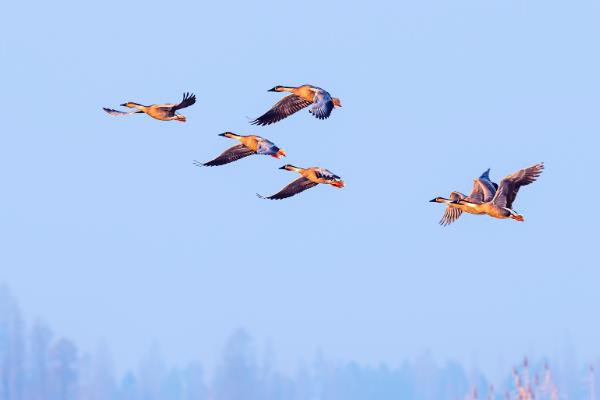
[430,169,498,226]
[103,92,196,122]
[194,132,285,167]
[258,165,344,200]
[251,85,341,126]
[458,163,544,222]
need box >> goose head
[279,164,299,172]
[429,196,456,204]
[332,98,342,108]
[330,178,345,188]
[219,132,238,139]
[273,148,286,159]
[507,208,525,222]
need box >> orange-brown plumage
[194,132,285,167]
[258,165,344,200]
[457,163,544,222]
[103,93,196,122]
[251,85,341,126]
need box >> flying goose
[251,85,341,126]
[103,92,196,122]
[193,132,285,167]
[430,168,498,226]
[457,163,544,222]
[257,165,344,200]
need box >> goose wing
[256,139,280,155]
[440,206,463,226]
[450,192,466,201]
[196,144,256,167]
[172,92,196,110]
[468,169,497,203]
[102,108,143,116]
[492,163,544,209]
[309,91,334,120]
[251,94,312,126]
[439,192,465,226]
[314,168,341,180]
[257,177,318,200]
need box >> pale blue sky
[1,0,599,378]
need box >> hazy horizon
[1,283,596,398]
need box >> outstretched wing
[172,92,196,110]
[467,169,497,203]
[102,108,143,116]
[198,144,256,167]
[310,100,334,120]
[251,94,312,126]
[257,177,318,200]
[438,192,465,226]
[440,206,463,226]
[314,168,341,180]
[492,163,544,209]
[449,191,466,201]
[309,90,334,120]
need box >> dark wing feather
[172,92,196,110]
[468,181,485,203]
[102,108,143,116]
[314,168,341,180]
[438,192,465,226]
[440,206,463,226]
[257,177,318,200]
[492,163,544,209]
[251,94,312,126]
[310,100,334,120]
[200,144,256,167]
[468,179,497,203]
[449,192,466,201]
[467,169,497,203]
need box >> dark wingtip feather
[256,193,283,200]
[256,193,278,200]
[250,118,271,126]
[102,107,127,116]
[480,168,491,179]
[312,113,330,120]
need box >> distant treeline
[0,286,596,400]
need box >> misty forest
[0,286,597,400]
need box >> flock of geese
[103,84,543,226]
[430,163,544,226]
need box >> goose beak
[268,87,278,92]
[120,103,127,107]
[274,149,286,159]
[279,165,287,170]
[218,133,227,137]
[429,198,438,203]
